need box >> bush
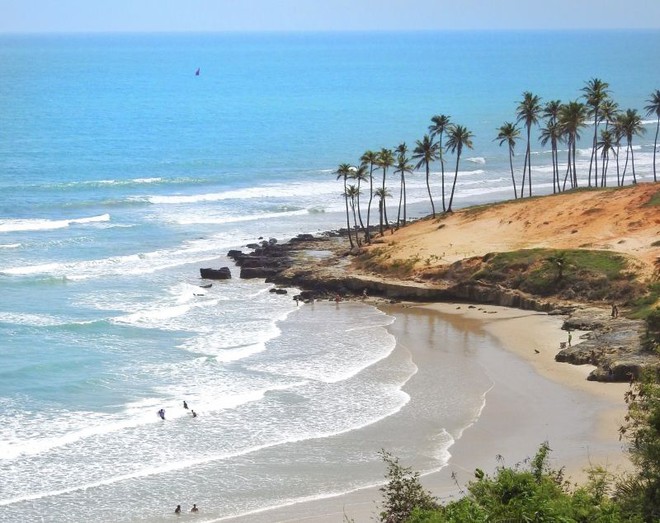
[377,450,438,522]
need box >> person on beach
[191,504,199,513]
[158,408,165,420]
[174,504,181,515]
[611,303,619,318]
[568,331,572,347]
[191,410,197,418]
[183,400,188,410]
[362,289,368,300]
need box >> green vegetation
[645,190,660,207]
[374,373,660,523]
[354,247,420,279]
[471,248,640,302]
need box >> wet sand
[218,302,631,523]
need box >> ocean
[0,30,658,522]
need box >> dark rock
[240,267,281,279]
[200,267,232,280]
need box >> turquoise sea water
[0,31,658,522]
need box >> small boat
[195,67,200,76]
[199,283,212,289]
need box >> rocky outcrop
[227,234,333,280]
[555,307,656,382]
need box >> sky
[1,0,659,33]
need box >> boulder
[200,267,232,280]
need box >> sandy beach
[219,301,631,523]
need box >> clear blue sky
[2,0,659,33]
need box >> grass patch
[472,248,638,300]
[644,189,660,207]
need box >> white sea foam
[0,214,110,233]
[143,181,337,205]
[0,243,20,249]
[467,156,486,164]
[0,312,65,327]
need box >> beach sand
[220,302,631,523]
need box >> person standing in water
[183,400,188,410]
[174,504,181,515]
[158,409,165,420]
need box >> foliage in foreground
[376,372,660,523]
[616,370,660,521]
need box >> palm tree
[336,163,354,249]
[412,134,439,217]
[445,124,474,213]
[345,184,361,247]
[376,148,395,232]
[495,122,520,199]
[645,89,660,182]
[394,152,413,228]
[582,78,610,187]
[428,114,451,211]
[374,187,391,236]
[597,129,616,187]
[619,109,646,185]
[558,101,588,189]
[516,91,542,197]
[360,150,378,242]
[541,100,562,193]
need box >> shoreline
[219,300,631,523]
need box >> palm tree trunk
[343,180,354,249]
[447,148,461,212]
[653,119,659,182]
[621,144,630,185]
[508,147,518,199]
[526,126,533,197]
[615,144,622,186]
[439,138,446,212]
[520,147,528,197]
[402,174,407,225]
[396,176,403,229]
[350,200,360,247]
[631,142,637,184]
[356,179,365,233]
[365,165,374,243]
[572,139,578,188]
[378,199,384,236]
[562,144,572,191]
[552,138,561,192]
[425,163,436,217]
[594,112,600,186]
[381,167,391,231]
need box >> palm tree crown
[496,122,521,199]
[412,134,439,217]
[445,124,474,212]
